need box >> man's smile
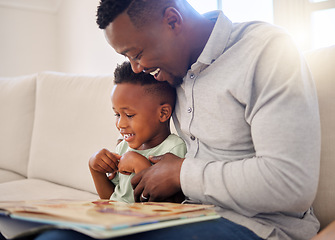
[149,68,160,77]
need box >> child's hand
[89,148,121,174]
[118,151,151,175]
[106,172,117,180]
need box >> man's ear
[163,7,183,33]
[159,104,173,123]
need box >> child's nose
[117,116,127,129]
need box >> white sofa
[0,45,334,233]
[0,72,119,201]
[305,45,335,231]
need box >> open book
[0,199,219,239]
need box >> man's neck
[188,16,216,68]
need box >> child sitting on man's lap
[89,61,186,203]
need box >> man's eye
[114,113,120,118]
[130,51,143,61]
[126,114,135,118]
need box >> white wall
[221,0,273,23]
[0,5,58,77]
[57,0,124,75]
[0,0,124,77]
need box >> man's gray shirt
[174,11,320,240]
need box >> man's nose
[129,59,144,73]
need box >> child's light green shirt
[110,134,186,203]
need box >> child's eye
[114,113,120,118]
[126,114,135,118]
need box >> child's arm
[88,148,121,199]
[118,151,151,175]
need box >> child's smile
[122,133,135,142]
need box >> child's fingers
[105,151,121,163]
[119,170,131,175]
[107,171,117,180]
[91,149,121,173]
[94,164,107,173]
[100,154,118,172]
[99,149,120,169]
[148,155,162,164]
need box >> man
[33,0,321,239]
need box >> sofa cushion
[0,74,36,179]
[305,45,335,229]
[0,169,25,184]
[28,72,119,194]
[0,179,97,201]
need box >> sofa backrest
[28,72,119,194]
[305,45,335,229]
[0,74,37,181]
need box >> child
[89,61,186,203]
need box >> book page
[0,199,217,229]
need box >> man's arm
[180,36,321,216]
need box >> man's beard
[171,76,183,87]
[162,71,183,88]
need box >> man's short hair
[96,0,175,29]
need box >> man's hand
[131,153,185,202]
[118,151,151,175]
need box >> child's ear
[159,104,173,123]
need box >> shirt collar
[191,11,233,70]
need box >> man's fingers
[131,171,146,202]
[133,184,144,202]
[131,169,144,189]
[140,191,150,202]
